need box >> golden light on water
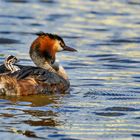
[0,0,140,139]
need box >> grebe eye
[60,41,65,48]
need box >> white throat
[52,60,68,80]
[31,51,68,80]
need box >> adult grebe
[0,32,77,96]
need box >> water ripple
[0,0,140,139]
[0,15,33,20]
[0,38,21,44]
[94,112,126,117]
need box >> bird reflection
[23,109,59,127]
[1,94,65,107]
[0,93,66,137]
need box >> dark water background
[0,0,140,139]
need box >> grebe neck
[51,60,69,80]
[30,49,55,72]
[30,51,68,80]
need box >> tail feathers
[0,75,19,95]
[0,84,7,95]
[0,75,37,96]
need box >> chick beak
[15,59,20,63]
[63,46,77,52]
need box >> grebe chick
[0,32,77,96]
[4,55,20,73]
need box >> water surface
[0,0,140,139]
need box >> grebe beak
[64,46,77,52]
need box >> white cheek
[57,44,63,52]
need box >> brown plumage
[0,32,77,96]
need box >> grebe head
[30,32,77,68]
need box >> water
[0,0,140,139]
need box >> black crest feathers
[36,31,65,44]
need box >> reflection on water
[0,95,63,139]
[0,0,140,139]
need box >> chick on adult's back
[0,32,77,96]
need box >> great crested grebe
[0,32,77,96]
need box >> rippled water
[0,0,140,139]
